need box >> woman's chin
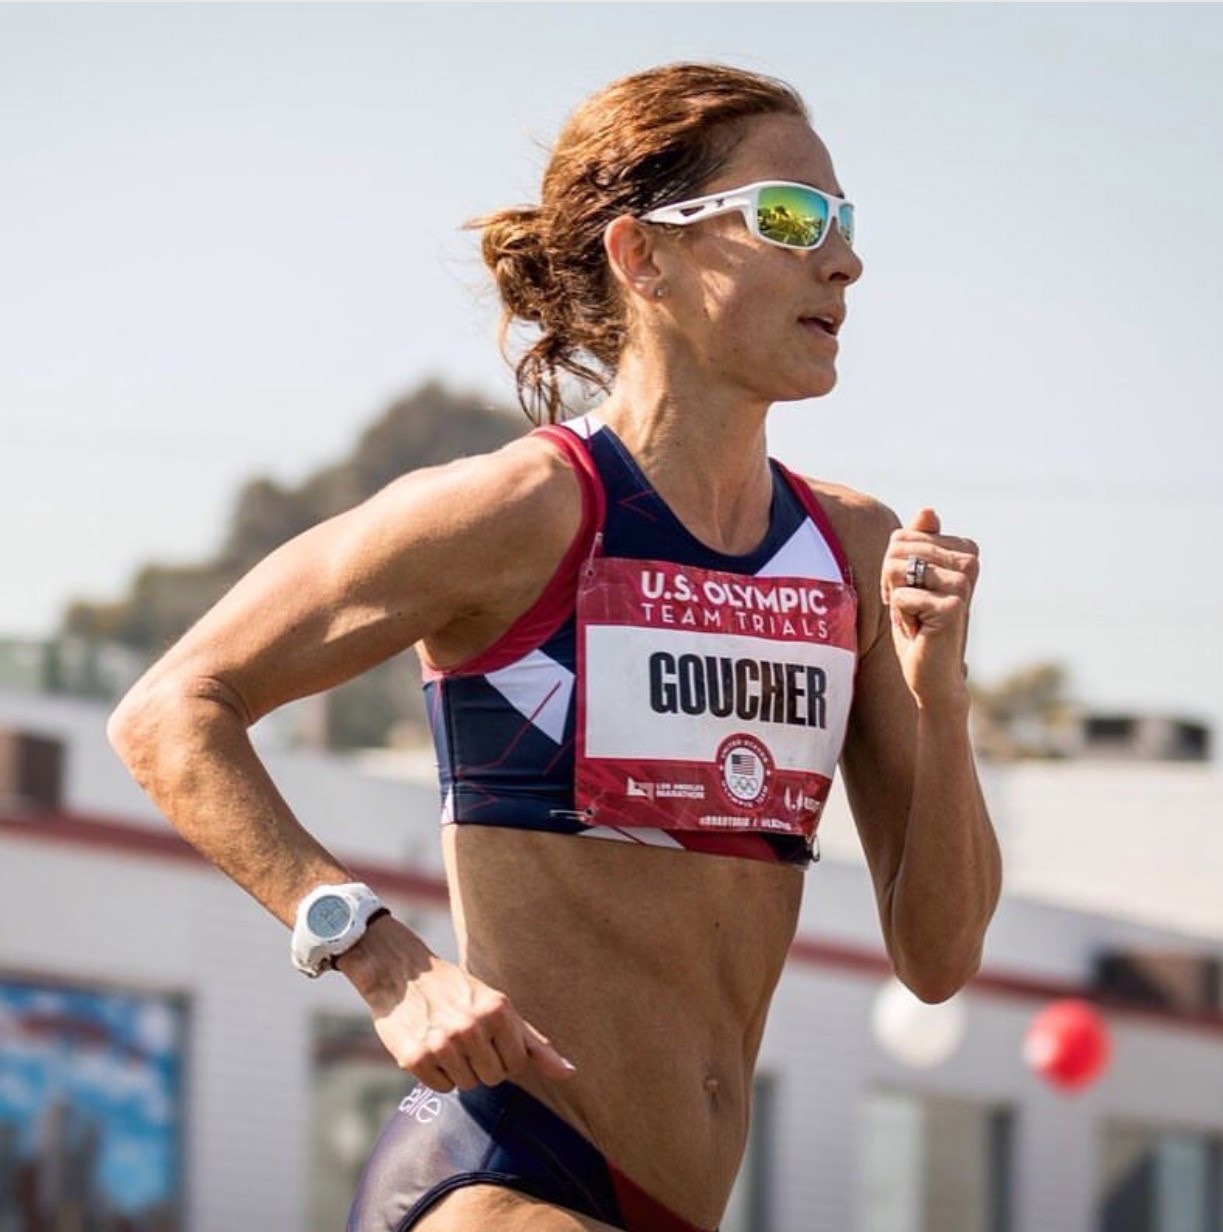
[775,366,838,403]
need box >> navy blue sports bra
[422,413,856,866]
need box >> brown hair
[470,63,808,423]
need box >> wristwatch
[290,882,388,978]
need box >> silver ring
[905,555,928,589]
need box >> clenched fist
[881,507,979,710]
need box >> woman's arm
[838,503,1002,1003]
[108,435,582,1088]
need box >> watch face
[307,895,353,941]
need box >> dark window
[1099,1123,1222,1232]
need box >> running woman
[110,63,1001,1232]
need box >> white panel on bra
[559,411,604,440]
[755,519,843,583]
[484,649,575,745]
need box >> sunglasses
[640,180,855,252]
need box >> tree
[970,662,1077,759]
[62,380,523,747]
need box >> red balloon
[1024,999,1111,1091]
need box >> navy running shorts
[346,1080,712,1232]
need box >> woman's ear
[603,214,669,305]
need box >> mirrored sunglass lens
[837,203,855,247]
[755,185,829,248]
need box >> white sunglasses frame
[639,179,854,251]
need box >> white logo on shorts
[399,1085,443,1124]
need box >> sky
[3,3,1222,739]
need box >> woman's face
[658,112,864,404]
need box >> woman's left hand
[882,507,980,711]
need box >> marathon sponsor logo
[657,782,705,800]
[648,652,828,729]
[579,749,830,838]
[625,775,706,800]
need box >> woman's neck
[598,353,775,558]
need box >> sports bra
[422,413,858,867]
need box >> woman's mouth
[800,314,841,340]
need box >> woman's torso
[421,415,858,1225]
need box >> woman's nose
[821,224,863,285]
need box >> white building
[1,687,1220,1232]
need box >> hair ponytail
[469,203,613,424]
[476,205,553,328]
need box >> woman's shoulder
[392,430,585,540]
[789,475,896,651]
[358,430,587,617]
[793,474,899,565]
[377,432,589,668]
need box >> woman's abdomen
[443,824,802,1226]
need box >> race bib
[575,556,857,840]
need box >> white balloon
[870,977,967,1069]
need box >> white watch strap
[291,882,385,978]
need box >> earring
[653,285,667,300]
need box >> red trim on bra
[432,426,606,679]
[771,459,854,585]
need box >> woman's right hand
[337,915,576,1093]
